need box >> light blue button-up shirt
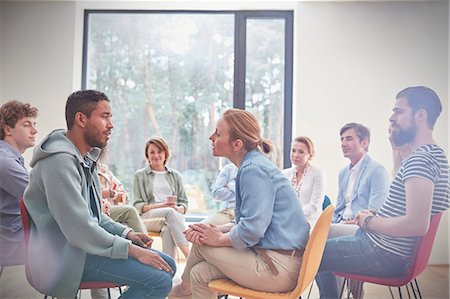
[0,140,29,260]
[211,163,238,209]
[229,150,310,250]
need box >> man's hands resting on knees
[126,231,173,273]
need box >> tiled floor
[1,263,448,299]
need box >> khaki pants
[201,208,235,226]
[110,205,148,234]
[142,207,188,258]
[182,244,302,299]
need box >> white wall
[1,0,448,264]
[1,1,76,147]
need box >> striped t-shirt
[365,144,450,258]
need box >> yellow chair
[208,205,334,299]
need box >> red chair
[19,198,124,299]
[334,213,442,299]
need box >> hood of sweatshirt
[30,129,101,168]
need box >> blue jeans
[315,229,411,299]
[81,249,176,299]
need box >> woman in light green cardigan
[133,137,190,258]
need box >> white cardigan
[282,164,326,228]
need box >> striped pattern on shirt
[366,144,450,258]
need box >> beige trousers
[201,208,235,226]
[182,244,302,299]
[141,207,188,258]
[109,205,148,234]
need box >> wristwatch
[109,189,118,199]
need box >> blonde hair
[222,108,274,155]
[293,136,315,158]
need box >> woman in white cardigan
[282,136,326,228]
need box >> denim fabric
[81,249,176,299]
[316,229,411,299]
[230,150,310,250]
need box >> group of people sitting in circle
[0,85,448,299]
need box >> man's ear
[415,108,427,124]
[74,112,87,128]
[360,138,369,151]
[3,124,13,136]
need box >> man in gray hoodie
[23,90,175,299]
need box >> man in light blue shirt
[203,162,238,225]
[0,100,38,266]
[330,123,390,238]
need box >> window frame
[82,9,293,169]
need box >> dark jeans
[316,229,411,299]
[81,249,176,299]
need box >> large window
[82,10,293,218]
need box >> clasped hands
[354,208,377,228]
[184,223,225,246]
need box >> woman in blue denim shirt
[171,108,310,299]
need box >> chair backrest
[290,205,334,297]
[19,197,34,286]
[406,212,442,281]
[334,212,443,287]
[322,195,331,211]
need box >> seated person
[316,86,450,298]
[0,101,38,266]
[98,161,147,234]
[133,137,190,259]
[282,136,325,228]
[23,90,174,299]
[171,109,310,298]
[329,122,390,238]
[202,162,237,225]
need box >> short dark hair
[340,122,371,151]
[65,90,109,130]
[396,86,442,129]
[0,100,39,140]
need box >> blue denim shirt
[229,150,310,250]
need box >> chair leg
[338,278,347,299]
[388,287,395,299]
[398,286,403,299]
[414,279,423,299]
[409,281,418,299]
[306,281,314,299]
[355,281,363,299]
[0,266,3,279]
[345,279,351,299]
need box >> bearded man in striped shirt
[316,86,450,299]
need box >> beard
[85,124,108,149]
[390,121,416,147]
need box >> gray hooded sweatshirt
[23,129,130,298]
